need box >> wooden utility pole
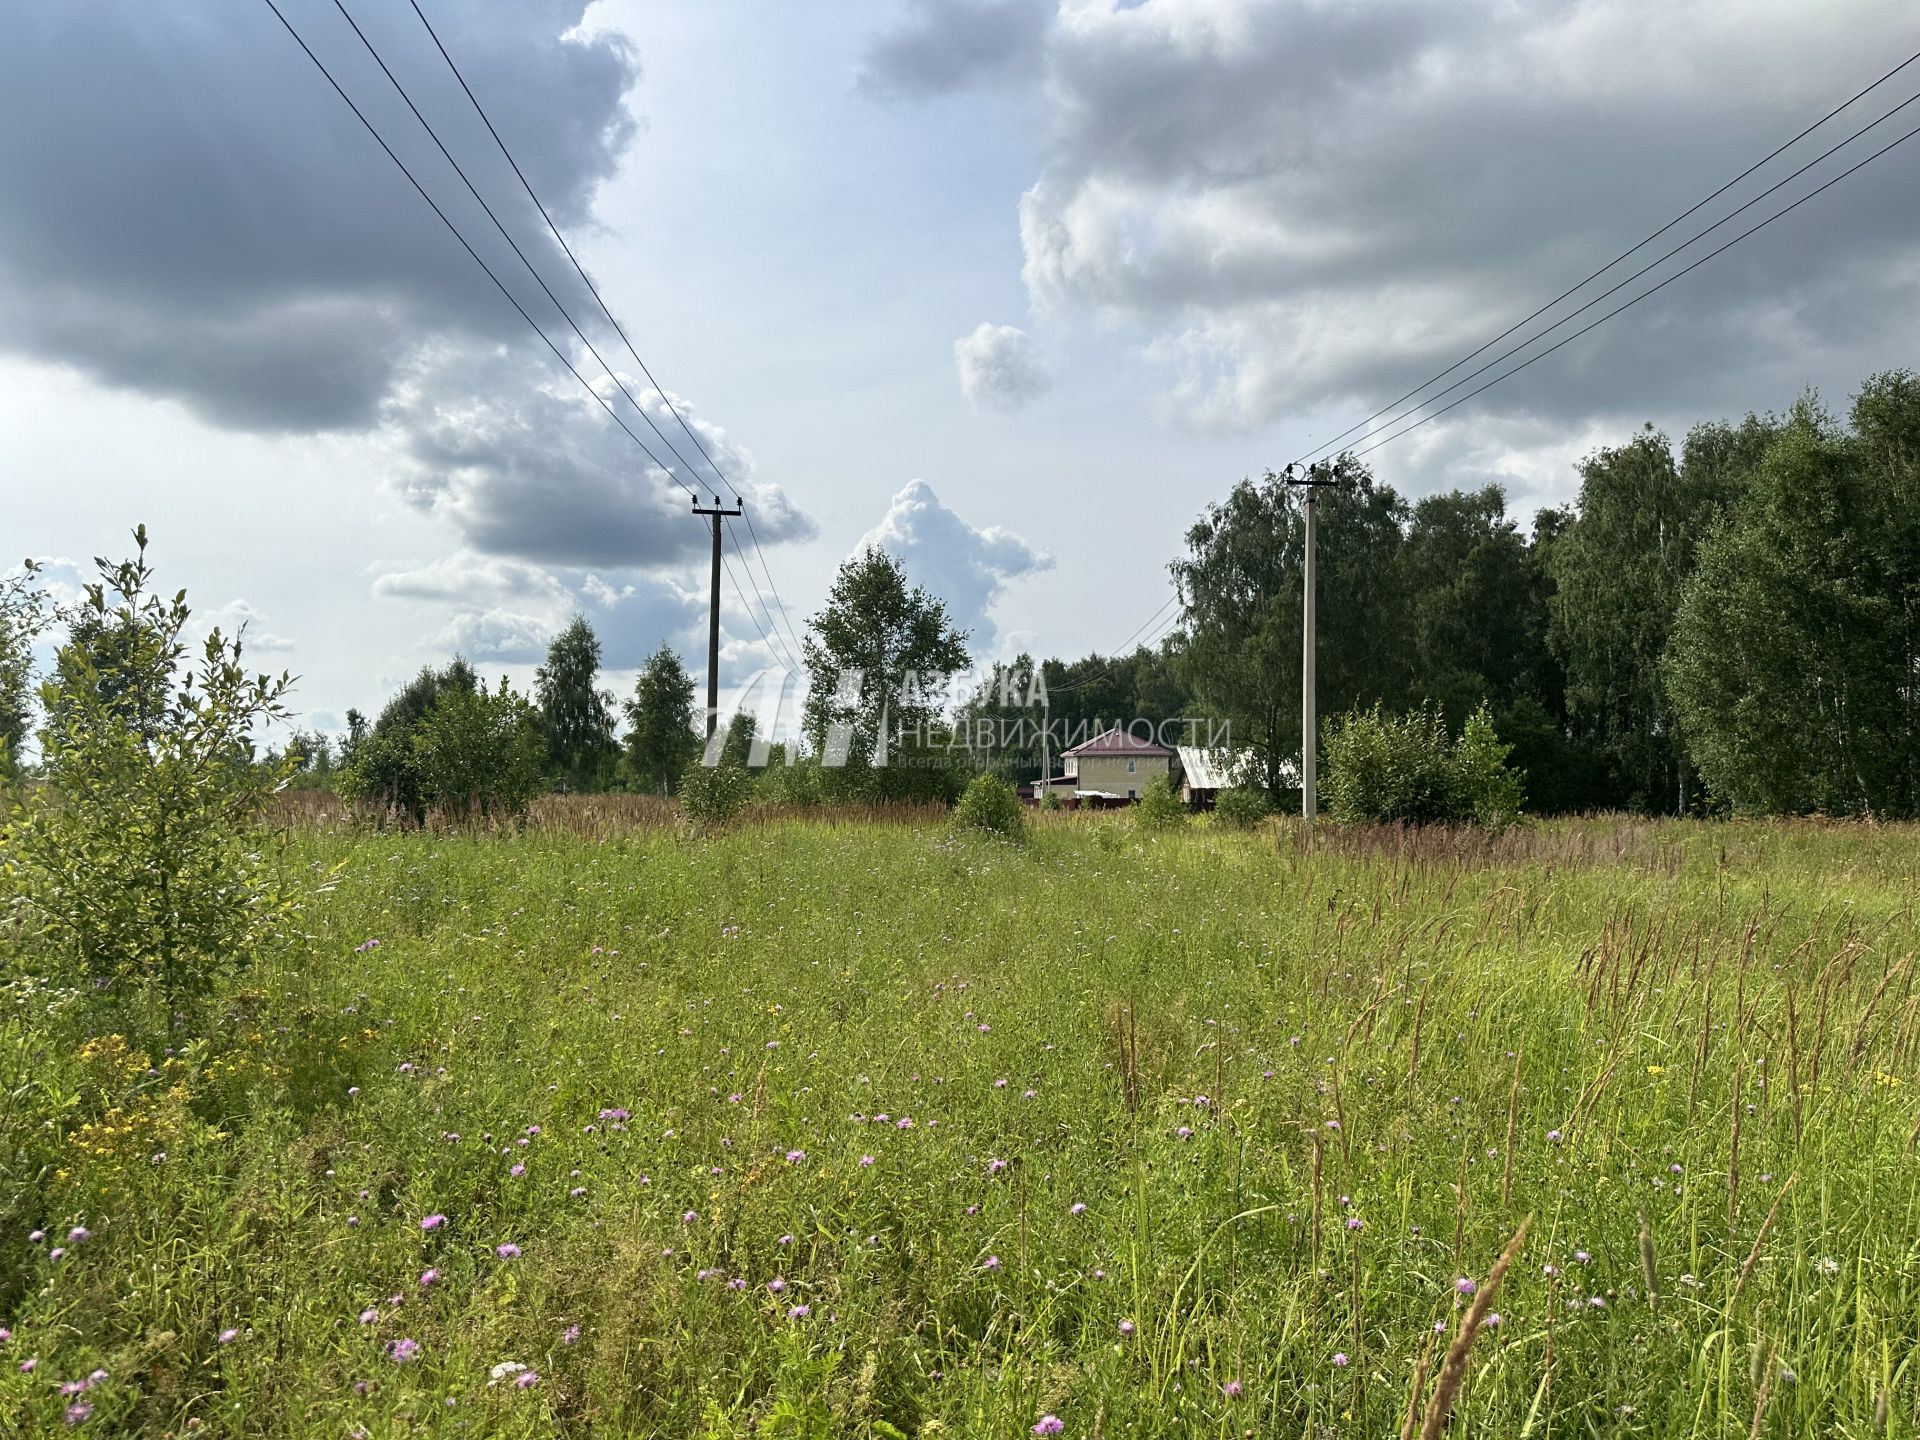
[692,494,744,738]
[1286,463,1338,822]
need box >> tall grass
[2,812,1917,1436]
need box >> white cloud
[856,479,1051,647]
[954,322,1054,410]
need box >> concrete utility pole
[692,494,744,739]
[1286,463,1338,823]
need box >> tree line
[8,367,1914,820]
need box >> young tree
[3,528,296,1012]
[338,659,479,822]
[413,676,547,821]
[623,644,700,795]
[535,615,617,792]
[1,559,51,777]
[800,549,970,802]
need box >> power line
[1291,47,1920,469]
[327,0,806,674]
[1346,115,1920,461]
[1306,84,1920,465]
[267,0,804,681]
[1048,590,1182,695]
[257,0,701,503]
[403,0,811,668]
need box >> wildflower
[859,1155,874,1167]
[561,1325,580,1345]
[1324,1119,1340,1131]
[420,1269,439,1287]
[1176,1126,1193,1140]
[488,1361,527,1385]
[1119,1319,1135,1336]
[48,1248,65,1262]
[355,939,381,952]
[982,1255,1001,1271]
[570,1186,586,1197]
[1345,1217,1363,1232]
[1069,1203,1087,1216]
[995,1079,1008,1089]
[787,1305,810,1319]
[345,1216,359,1228]
[1485,1313,1502,1328]
[1575,1250,1592,1264]
[785,1150,806,1164]
[896,1117,913,1129]
[1223,1381,1243,1399]
[28,1231,44,1244]
[989,1158,1008,1174]
[67,1227,90,1244]
[65,1402,92,1426]
[1455,1277,1476,1296]
[727,1278,746,1291]
[1033,1418,1064,1436]
[388,1338,419,1362]
[683,1211,698,1224]
[21,1357,38,1373]
[359,1309,378,1325]
[778,1235,794,1246]
[218,1328,239,1345]
[509,1164,525,1178]
[1816,1256,1839,1275]
[1332,1352,1350,1368]
[768,1278,787,1294]
[515,1370,539,1389]
[1547,1129,1562,1143]
[348,1087,360,1097]
[421,1215,446,1232]
[1588,1296,1606,1308]
[496,1244,521,1259]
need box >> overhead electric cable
[258,0,700,506]
[403,0,810,666]
[1299,85,1920,464]
[326,0,804,673]
[1345,116,1920,460]
[1291,48,1920,468]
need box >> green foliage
[1666,382,1920,816]
[952,772,1025,839]
[2,528,295,1010]
[1173,457,1409,799]
[800,549,971,804]
[1,559,52,777]
[1038,786,1063,812]
[1321,701,1524,827]
[411,676,547,822]
[1211,784,1271,828]
[338,659,479,822]
[1134,772,1186,830]
[678,756,754,829]
[756,750,824,807]
[536,615,618,792]
[623,644,701,795]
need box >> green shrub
[1038,787,1063,812]
[1321,701,1525,827]
[411,677,547,822]
[953,773,1025,839]
[679,757,755,829]
[3,528,295,1012]
[758,751,824,807]
[1135,773,1187,831]
[1212,785,1272,828]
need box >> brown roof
[1063,726,1172,758]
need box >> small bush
[1321,701,1525,827]
[1038,787,1063,812]
[1135,773,1187,831]
[758,752,824,807]
[953,773,1025,839]
[679,757,755,829]
[1212,785,1272,828]
[412,678,547,822]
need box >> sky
[4,0,1918,741]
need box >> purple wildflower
[388,1338,419,1362]
[514,1371,539,1389]
[218,1328,239,1344]
[1033,1418,1064,1436]
[1333,1353,1350,1368]
[421,1214,446,1232]
[496,1244,521,1259]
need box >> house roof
[1175,745,1236,790]
[1062,726,1172,758]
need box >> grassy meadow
[4,811,1920,1437]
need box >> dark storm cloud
[859,0,1920,463]
[856,0,1052,99]
[0,0,632,432]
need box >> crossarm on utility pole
[691,495,745,740]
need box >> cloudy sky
[5,0,1917,737]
